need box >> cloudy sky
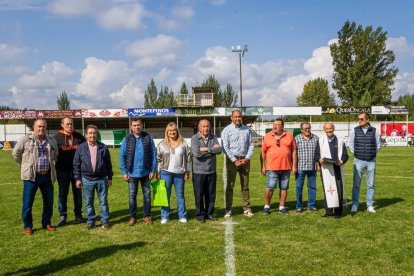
[1,0,414,109]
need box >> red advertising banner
[380,123,413,137]
[1,110,37,119]
[35,110,82,118]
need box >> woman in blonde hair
[157,122,191,224]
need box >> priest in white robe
[315,122,348,218]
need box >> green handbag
[151,179,169,207]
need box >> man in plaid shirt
[295,122,319,213]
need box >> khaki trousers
[225,158,251,212]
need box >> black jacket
[54,130,86,171]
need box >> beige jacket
[12,133,58,183]
[156,141,191,173]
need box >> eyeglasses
[276,139,280,146]
[357,118,365,121]
[302,128,311,131]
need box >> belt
[36,171,50,175]
[234,156,245,159]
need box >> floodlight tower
[231,44,248,107]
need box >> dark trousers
[193,173,217,219]
[57,170,83,218]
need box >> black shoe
[322,213,333,218]
[57,216,66,227]
[335,215,342,219]
[102,223,110,229]
[207,215,217,221]
[308,207,318,212]
[296,208,304,213]
[75,216,86,224]
[86,223,95,230]
[196,217,206,223]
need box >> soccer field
[0,147,413,275]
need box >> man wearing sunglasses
[261,118,297,215]
[349,112,381,214]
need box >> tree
[330,21,398,106]
[57,91,70,110]
[296,78,335,106]
[222,83,238,107]
[397,94,414,120]
[144,79,176,107]
[179,82,189,94]
[201,74,222,107]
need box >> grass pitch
[0,147,413,275]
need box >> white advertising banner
[82,109,128,118]
[383,136,408,146]
[273,107,321,115]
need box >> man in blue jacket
[120,118,157,225]
[73,125,113,230]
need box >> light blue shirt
[348,126,380,153]
[119,136,157,177]
[221,123,254,162]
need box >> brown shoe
[43,225,57,232]
[143,216,153,224]
[128,217,136,226]
[25,228,33,235]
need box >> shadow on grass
[5,241,145,276]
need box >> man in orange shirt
[260,118,297,215]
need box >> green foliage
[396,94,414,120]
[1,147,414,275]
[201,74,237,107]
[330,21,398,106]
[144,79,176,108]
[0,105,18,111]
[57,91,71,110]
[179,82,189,95]
[222,83,238,107]
[297,78,335,106]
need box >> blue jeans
[266,170,290,190]
[160,170,187,220]
[295,170,317,209]
[82,177,109,225]
[22,174,54,229]
[57,170,83,218]
[352,158,376,207]
[128,176,151,218]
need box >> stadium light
[231,44,248,107]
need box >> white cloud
[211,0,226,6]
[97,3,146,30]
[171,6,195,19]
[124,34,183,67]
[0,0,45,10]
[18,61,74,88]
[0,43,29,60]
[393,72,414,98]
[47,0,96,16]
[387,36,414,60]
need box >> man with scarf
[315,122,348,218]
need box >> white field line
[222,155,236,276]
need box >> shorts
[266,170,290,190]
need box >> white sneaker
[224,210,232,219]
[179,218,187,223]
[243,210,254,217]
[367,206,376,213]
[351,205,358,213]
[161,219,169,224]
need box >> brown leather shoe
[43,225,57,232]
[143,216,153,224]
[128,217,136,226]
[25,228,33,235]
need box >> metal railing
[176,93,214,107]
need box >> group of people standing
[260,112,380,219]
[12,110,380,235]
